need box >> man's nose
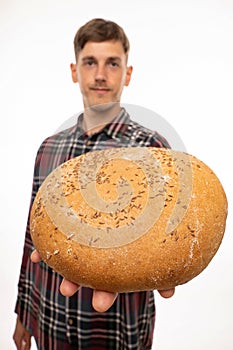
[95,64,107,82]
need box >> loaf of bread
[30,147,227,292]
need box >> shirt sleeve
[14,140,47,328]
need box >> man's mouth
[90,86,111,94]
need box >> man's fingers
[14,336,31,350]
[31,249,174,305]
[31,253,80,297]
[30,250,41,263]
[60,278,80,296]
[158,288,175,298]
[92,290,118,312]
[13,317,31,350]
[21,336,31,350]
[31,250,117,312]
[60,279,117,313]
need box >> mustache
[90,83,111,89]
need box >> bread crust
[30,147,228,292]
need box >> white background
[1,0,233,349]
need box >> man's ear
[124,66,133,87]
[70,63,78,83]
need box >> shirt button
[68,318,73,325]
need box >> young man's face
[71,40,133,109]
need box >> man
[13,18,175,350]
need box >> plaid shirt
[15,108,170,350]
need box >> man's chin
[88,101,120,113]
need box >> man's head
[73,18,130,62]
[71,18,133,110]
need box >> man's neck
[83,102,121,136]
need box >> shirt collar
[104,107,130,139]
[75,107,130,140]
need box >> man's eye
[110,62,119,67]
[85,60,95,66]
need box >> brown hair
[73,18,130,60]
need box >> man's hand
[13,316,31,350]
[59,278,118,312]
[31,250,175,312]
[31,250,118,312]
